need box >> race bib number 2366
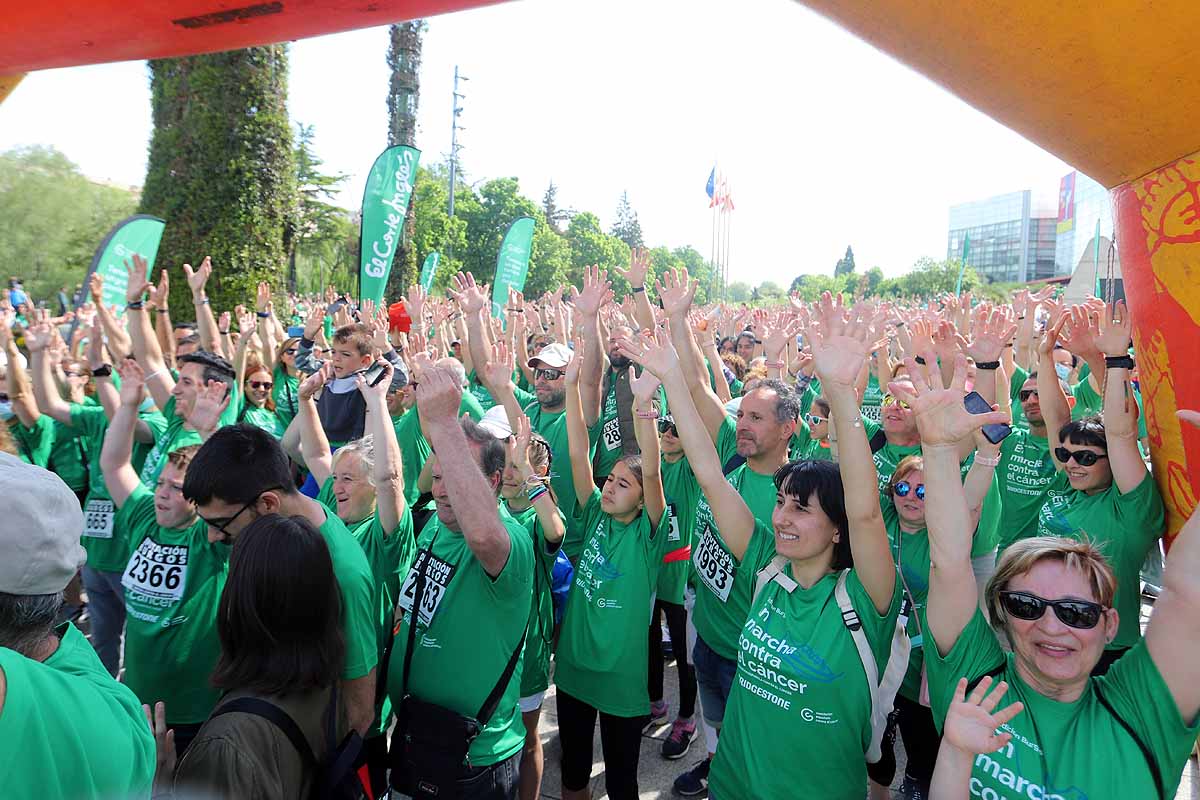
[121,538,188,603]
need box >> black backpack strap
[1094,682,1165,800]
[869,429,888,454]
[210,697,317,767]
[476,619,529,724]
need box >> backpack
[753,558,910,764]
[209,685,366,800]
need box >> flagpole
[1092,217,1102,297]
[955,233,970,296]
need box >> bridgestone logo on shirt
[693,528,735,602]
[122,538,188,610]
[398,550,457,627]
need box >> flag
[491,217,536,322]
[705,167,716,200]
[359,144,421,303]
[721,178,735,212]
[955,232,970,296]
[68,214,165,343]
[419,251,439,292]
[710,170,725,209]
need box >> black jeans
[556,689,648,800]
[648,599,696,718]
[390,750,520,800]
[897,693,940,789]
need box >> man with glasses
[182,422,379,735]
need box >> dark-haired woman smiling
[153,514,349,799]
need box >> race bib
[121,538,188,604]
[602,417,622,452]
[693,529,735,602]
[83,499,116,539]
[667,504,682,543]
[397,550,457,627]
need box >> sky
[0,0,1077,288]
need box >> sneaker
[898,775,929,800]
[662,717,696,760]
[643,700,669,732]
[673,756,711,796]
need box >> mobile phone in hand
[963,390,1012,444]
[362,361,389,387]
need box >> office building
[947,189,1059,283]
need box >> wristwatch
[91,364,113,378]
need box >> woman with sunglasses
[270,336,302,429]
[554,334,668,800]
[237,361,283,438]
[789,397,834,461]
[1035,303,1165,674]
[903,353,1200,800]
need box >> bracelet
[974,360,1000,370]
[219,329,230,335]
[256,311,270,318]
[527,486,549,503]
[196,297,209,305]
[914,355,927,365]
[635,409,658,419]
[144,368,166,382]
[765,360,785,369]
[973,454,1001,467]
[126,300,144,310]
[1104,355,1135,370]
[632,286,646,294]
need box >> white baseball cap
[528,342,572,370]
[0,453,86,594]
[478,405,513,439]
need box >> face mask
[1054,362,1072,382]
[139,397,157,414]
[0,400,12,421]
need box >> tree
[834,245,856,277]
[541,181,572,232]
[456,177,540,285]
[139,46,296,312]
[565,212,629,290]
[0,146,138,301]
[409,165,467,290]
[727,281,751,303]
[385,20,427,299]
[290,123,347,293]
[610,191,644,248]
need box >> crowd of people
[2,248,1199,800]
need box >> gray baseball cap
[0,453,86,595]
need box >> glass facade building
[947,190,1059,283]
[1054,171,1115,275]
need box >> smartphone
[963,390,1012,444]
[362,360,389,387]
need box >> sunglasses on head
[249,380,273,390]
[807,414,827,425]
[535,367,565,381]
[1054,447,1107,466]
[1018,389,1039,402]
[893,480,925,500]
[999,590,1105,630]
[882,394,911,410]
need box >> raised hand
[942,676,1024,756]
[299,362,335,401]
[256,281,271,313]
[629,364,662,404]
[187,380,230,434]
[655,267,697,318]
[415,365,463,423]
[402,283,427,332]
[761,314,803,361]
[355,359,392,403]
[888,352,1008,447]
[1094,300,1133,356]
[447,271,489,316]
[965,306,1017,364]
[615,246,651,289]
[615,326,680,380]
[116,359,147,407]
[23,309,54,352]
[571,264,612,317]
[564,337,584,385]
[217,311,232,335]
[183,256,212,298]
[806,294,880,389]
[303,303,325,341]
[511,413,536,476]
[481,338,517,391]
[87,319,106,370]
[236,310,256,337]
[124,254,151,304]
[147,268,170,312]
[89,273,105,305]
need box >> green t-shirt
[708,524,903,800]
[996,428,1057,551]
[392,406,432,509]
[115,485,229,724]
[860,371,884,425]
[0,623,157,799]
[1036,472,1165,649]
[691,418,779,660]
[388,513,534,766]
[48,418,89,491]
[789,417,835,462]
[271,365,300,430]
[926,610,1200,800]
[317,508,381,680]
[865,418,921,492]
[138,392,241,487]
[658,454,702,605]
[503,502,564,698]
[1010,364,1031,432]
[465,371,498,412]
[524,399,595,560]
[1072,377,1149,440]
[556,488,671,716]
[592,378,624,480]
[238,403,284,438]
[9,414,54,466]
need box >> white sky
[0,0,1076,286]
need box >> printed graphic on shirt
[139,440,165,485]
[83,498,116,539]
[397,549,458,627]
[573,518,625,607]
[667,502,682,543]
[601,417,622,452]
[737,599,841,716]
[122,538,189,619]
[1003,439,1056,497]
[1037,489,1077,537]
[693,527,735,602]
[969,734,1083,800]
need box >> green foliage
[291,123,348,292]
[566,212,630,291]
[875,257,981,298]
[138,46,296,312]
[457,177,540,285]
[0,146,138,300]
[727,281,751,303]
[834,245,856,277]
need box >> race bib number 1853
[693,529,735,602]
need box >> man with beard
[591,322,638,486]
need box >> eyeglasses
[284,348,298,356]
[807,414,827,425]
[882,394,911,410]
[893,481,926,500]
[65,371,86,379]
[1018,389,1039,402]
[1054,447,1107,466]
[657,419,677,435]
[535,368,565,381]
[248,380,273,390]
[999,590,1105,630]
[198,488,280,538]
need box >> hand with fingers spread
[655,267,697,317]
[481,338,517,391]
[614,326,680,381]
[116,359,147,407]
[187,380,231,435]
[571,264,612,317]
[806,295,880,389]
[303,303,325,341]
[217,311,232,335]
[563,337,585,386]
[629,363,662,405]
[237,310,256,337]
[151,269,170,312]
[942,676,1024,755]
[125,254,151,304]
[761,314,804,362]
[299,362,335,401]
[965,307,1017,364]
[89,273,105,305]
[616,246,651,289]
[1094,300,1133,356]
[23,309,54,352]
[402,283,427,332]
[255,281,271,313]
[447,271,489,316]
[888,353,1008,447]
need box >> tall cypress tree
[385,20,426,299]
[139,46,296,312]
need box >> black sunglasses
[1018,389,1039,402]
[657,419,677,435]
[535,368,565,381]
[1055,447,1107,466]
[248,380,273,390]
[999,590,1105,630]
[893,480,925,500]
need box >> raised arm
[146,268,175,368]
[1093,301,1146,493]
[254,283,278,372]
[572,265,611,428]
[124,255,175,409]
[101,360,150,509]
[418,367,512,577]
[1036,314,1071,464]
[614,247,656,331]
[359,360,407,533]
[296,363,335,487]
[26,313,73,425]
[511,412,565,545]
[563,336,597,503]
[807,297,895,613]
[629,366,665,528]
[184,257,222,356]
[619,328,756,560]
[658,268,728,442]
[89,273,132,359]
[891,352,1009,655]
[696,320,733,402]
[0,310,38,426]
